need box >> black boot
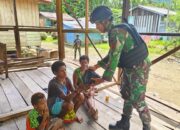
[143,123,151,130]
[109,114,130,130]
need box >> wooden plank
[0,106,32,122]
[0,86,11,113]
[0,120,18,130]
[145,15,148,32]
[15,116,26,130]
[107,86,178,129]
[94,97,141,130]
[96,89,174,130]
[0,78,27,129]
[0,0,15,25]
[15,71,47,96]
[150,16,153,33]
[24,70,48,89]
[24,0,29,26]
[146,93,180,112]
[146,98,180,123]
[0,81,18,130]
[0,78,27,110]
[8,72,33,105]
[33,69,51,84]
[38,67,54,78]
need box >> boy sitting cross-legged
[47,60,84,123]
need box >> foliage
[169,0,180,32]
[40,32,48,40]
[39,0,56,12]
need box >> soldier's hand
[89,64,99,71]
[91,78,104,85]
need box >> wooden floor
[0,61,179,130]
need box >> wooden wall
[131,8,160,33]
[0,0,39,26]
[0,31,41,50]
[0,0,41,50]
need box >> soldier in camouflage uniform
[73,34,82,60]
[90,6,151,130]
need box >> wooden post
[122,0,130,23]
[117,0,130,84]
[13,0,21,57]
[85,0,89,56]
[56,0,65,60]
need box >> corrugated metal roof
[63,19,96,29]
[40,12,96,29]
[40,12,75,21]
[39,0,52,3]
[130,5,176,16]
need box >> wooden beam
[63,29,99,33]
[151,46,180,65]
[0,106,33,122]
[56,0,64,60]
[140,32,180,36]
[18,27,57,32]
[85,0,89,56]
[97,82,117,92]
[13,0,21,57]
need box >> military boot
[109,114,130,130]
[143,123,151,130]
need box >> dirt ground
[41,43,180,107]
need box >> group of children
[26,55,99,130]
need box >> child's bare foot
[92,109,98,120]
[76,116,83,123]
[58,128,65,130]
[88,108,98,120]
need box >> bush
[51,32,58,39]
[40,32,47,40]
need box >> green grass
[42,36,57,43]
[89,43,109,49]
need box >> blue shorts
[51,99,63,116]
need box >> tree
[39,0,56,12]
[169,0,180,32]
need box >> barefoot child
[73,55,99,120]
[47,61,84,123]
[26,92,64,130]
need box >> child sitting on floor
[26,92,64,130]
[47,60,84,123]
[73,55,99,120]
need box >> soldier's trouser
[121,63,151,126]
[74,48,81,59]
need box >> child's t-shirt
[26,109,46,130]
[47,77,73,115]
[74,68,100,85]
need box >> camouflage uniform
[74,38,81,59]
[97,23,151,126]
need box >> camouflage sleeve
[102,29,127,81]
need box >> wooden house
[129,5,176,33]
[0,0,51,51]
